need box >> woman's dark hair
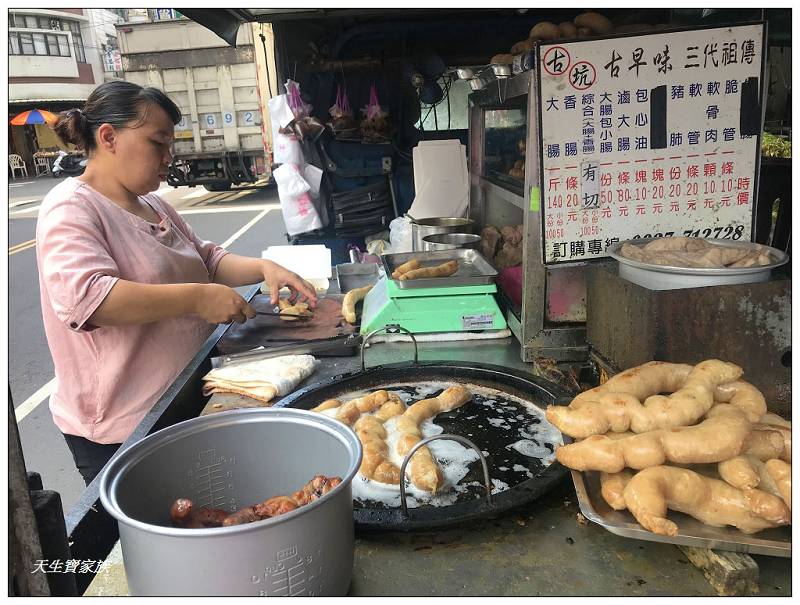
[54,81,181,152]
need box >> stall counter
[84,337,791,597]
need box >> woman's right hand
[194,283,256,324]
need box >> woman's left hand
[262,260,318,307]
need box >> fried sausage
[391,258,421,279]
[398,260,459,280]
[342,284,373,324]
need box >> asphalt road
[8,175,288,512]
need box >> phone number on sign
[631,225,745,240]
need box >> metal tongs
[210,333,363,369]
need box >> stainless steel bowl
[100,408,362,596]
[491,64,512,77]
[422,232,482,252]
[411,217,475,252]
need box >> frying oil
[312,382,563,508]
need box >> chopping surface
[215,294,357,355]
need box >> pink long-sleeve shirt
[35,178,229,443]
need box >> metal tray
[572,470,791,557]
[381,249,499,289]
[336,263,380,293]
[608,238,790,290]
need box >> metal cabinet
[469,70,588,362]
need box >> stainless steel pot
[411,217,475,252]
[99,408,362,596]
[422,232,481,251]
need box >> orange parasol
[9,109,60,126]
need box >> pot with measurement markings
[99,408,362,596]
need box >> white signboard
[538,24,765,263]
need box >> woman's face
[112,104,175,195]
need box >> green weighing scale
[360,250,507,334]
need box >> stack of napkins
[202,355,318,403]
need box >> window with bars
[65,21,86,63]
[8,13,84,61]
[8,31,72,57]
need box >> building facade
[8,8,125,166]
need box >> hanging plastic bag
[329,85,357,136]
[273,132,304,165]
[285,79,312,120]
[268,94,304,165]
[329,85,352,119]
[267,94,295,129]
[274,164,321,236]
[362,83,387,120]
[273,163,310,198]
[279,191,323,236]
[360,83,391,143]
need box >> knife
[254,310,312,320]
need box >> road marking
[221,208,272,248]
[178,203,279,215]
[183,187,210,200]
[9,205,41,217]
[8,198,39,208]
[15,377,57,422]
[9,239,36,255]
[9,182,35,188]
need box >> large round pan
[274,329,573,531]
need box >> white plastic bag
[279,191,323,236]
[269,94,304,165]
[388,216,413,254]
[273,133,304,166]
[267,94,295,129]
[273,163,310,197]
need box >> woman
[36,81,316,485]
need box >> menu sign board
[538,24,765,263]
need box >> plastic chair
[9,154,28,178]
[33,155,50,177]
